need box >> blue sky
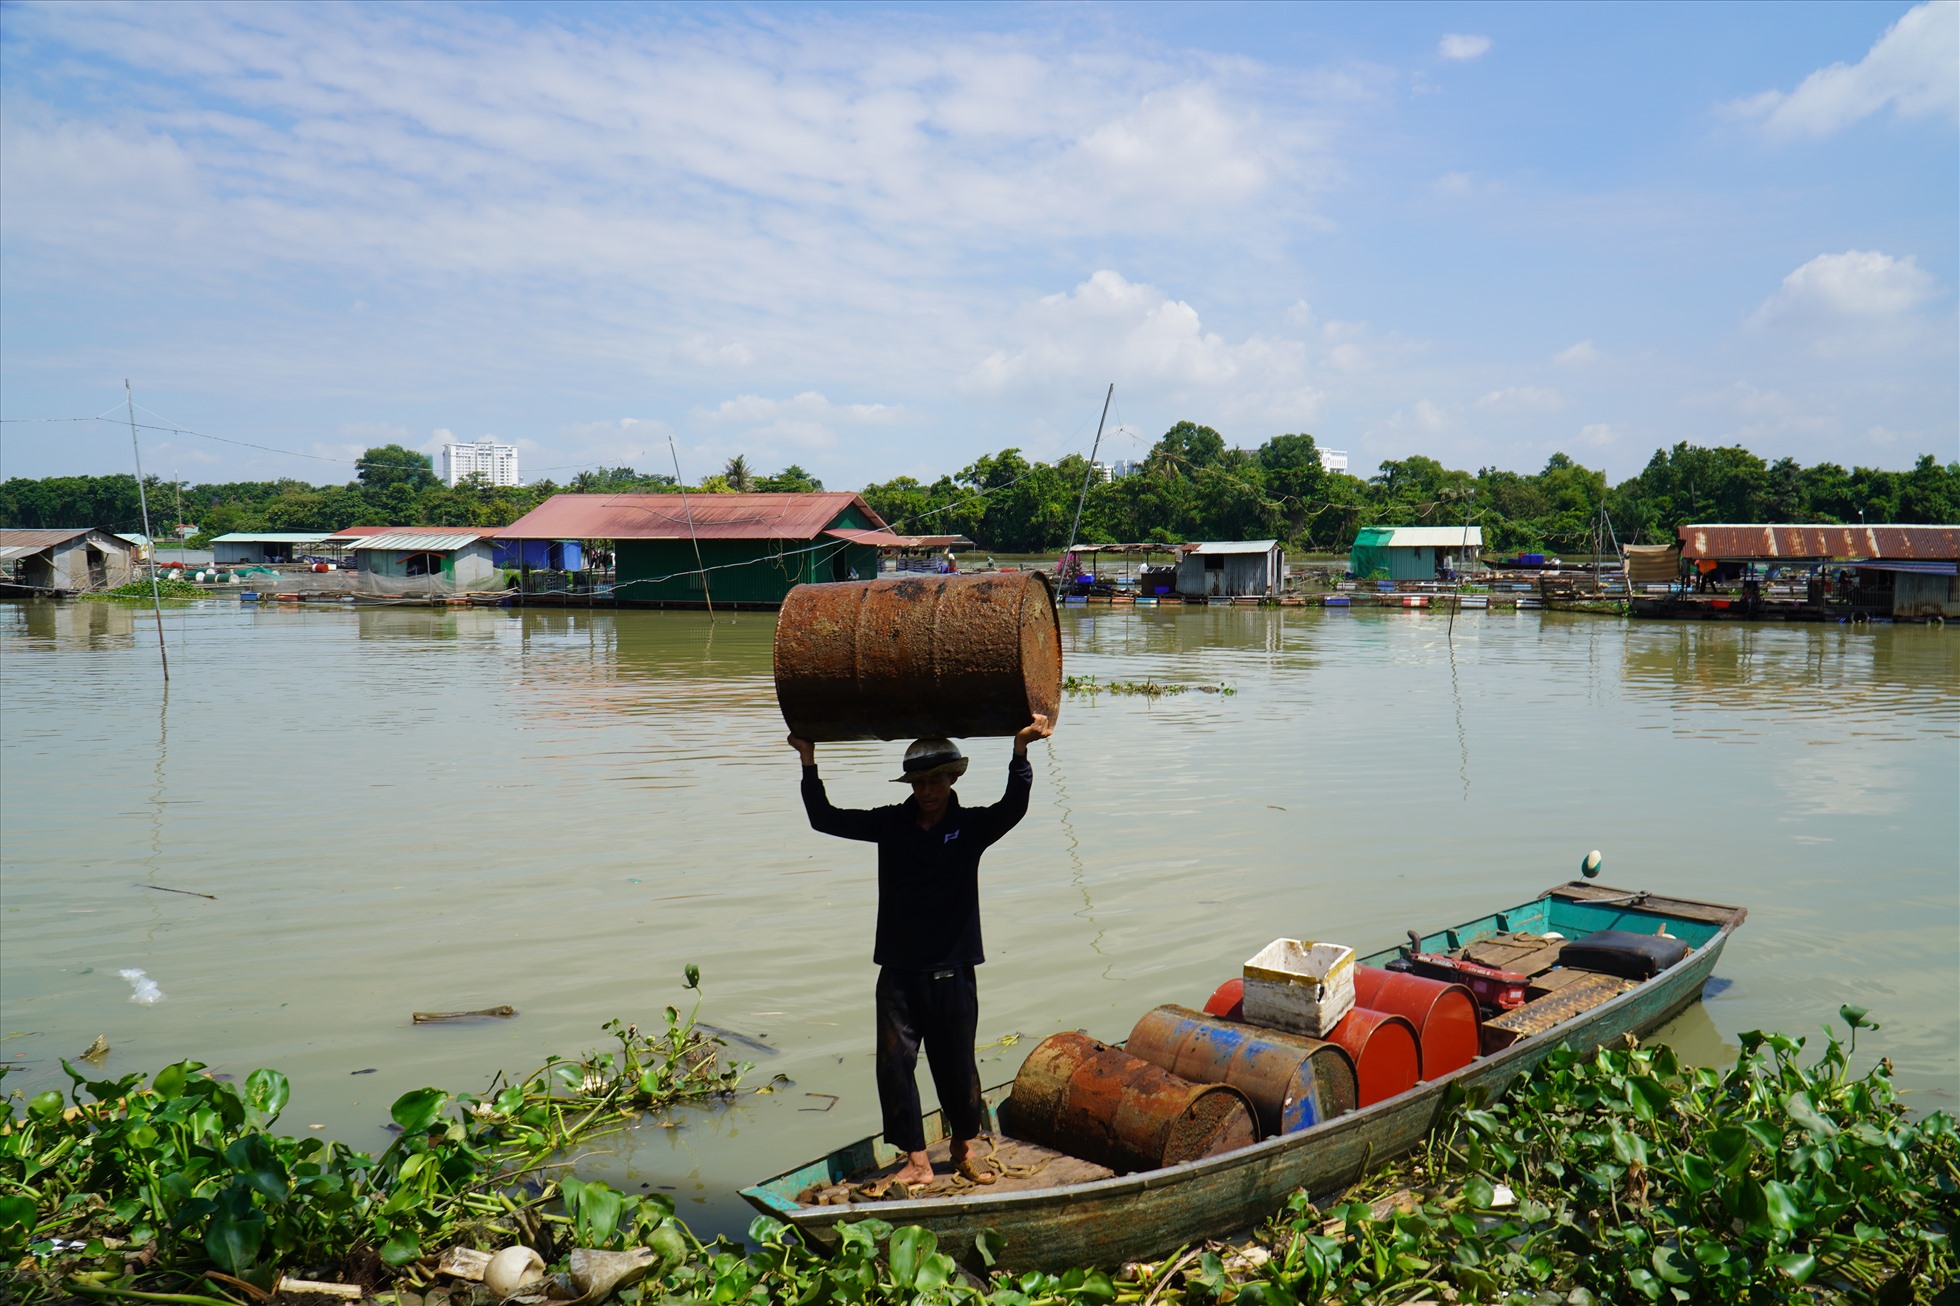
[1,1,1953,491]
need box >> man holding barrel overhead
[788,713,1053,1194]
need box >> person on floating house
[787,715,1053,1194]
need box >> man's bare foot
[890,1150,936,1187]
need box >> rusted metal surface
[0,527,99,553]
[495,492,895,541]
[1351,968,1480,1081]
[774,571,1061,741]
[1321,1008,1421,1108]
[1676,523,1960,562]
[1002,1032,1258,1173]
[1127,1005,1357,1136]
[1480,973,1637,1052]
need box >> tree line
[2,429,1953,556]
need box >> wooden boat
[741,881,1746,1273]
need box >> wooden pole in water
[668,435,714,618]
[125,380,169,682]
[1060,383,1114,578]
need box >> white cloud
[1727,2,1958,138]
[1476,386,1565,413]
[1552,340,1600,366]
[1753,250,1939,322]
[1683,381,1796,418]
[1438,34,1493,62]
[691,391,902,453]
[1574,423,1622,448]
[676,337,757,368]
[1433,171,1475,196]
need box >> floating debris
[119,969,162,1004]
[412,1005,518,1022]
[1063,675,1236,698]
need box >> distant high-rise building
[1318,449,1349,474]
[443,439,520,487]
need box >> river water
[3,598,1955,1239]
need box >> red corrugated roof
[0,528,99,550]
[495,493,888,540]
[825,528,921,548]
[1677,523,1959,561]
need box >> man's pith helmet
[892,737,968,782]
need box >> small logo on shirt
[943,829,960,844]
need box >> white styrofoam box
[1242,938,1356,1037]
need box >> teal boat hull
[741,881,1746,1273]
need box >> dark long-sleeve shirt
[801,756,1033,970]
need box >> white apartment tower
[442,438,520,487]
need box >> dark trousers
[875,965,983,1153]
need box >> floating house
[0,528,136,593]
[1349,526,1484,581]
[1176,540,1284,598]
[496,493,915,607]
[210,532,333,565]
[491,538,585,571]
[1677,523,1959,620]
[347,529,500,585]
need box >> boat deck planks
[800,1137,1113,1206]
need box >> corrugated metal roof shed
[1677,524,1959,561]
[0,528,98,551]
[1188,539,1281,555]
[1359,526,1485,548]
[209,532,333,544]
[349,531,494,552]
[496,493,888,540]
[824,528,922,548]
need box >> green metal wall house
[496,493,914,608]
[1350,526,1485,581]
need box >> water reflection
[12,599,137,646]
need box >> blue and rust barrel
[1126,1004,1358,1136]
[1002,1032,1258,1174]
[774,571,1061,742]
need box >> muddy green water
[2,599,1955,1239]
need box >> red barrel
[1127,1005,1357,1136]
[1002,1032,1258,1173]
[1353,966,1480,1080]
[774,572,1061,742]
[1321,1008,1421,1108]
[1204,978,1246,1021]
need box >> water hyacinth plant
[3,1003,1953,1304]
[1,970,747,1301]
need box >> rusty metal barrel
[774,572,1061,742]
[1353,966,1481,1080]
[1126,1005,1357,1136]
[1002,1032,1259,1173]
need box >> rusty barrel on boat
[1321,1008,1421,1108]
[774,571,1062,742]
[1002,1032,1259,1173]
[1126,1005,1357,1136]
[1352,966,1481,1080]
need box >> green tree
[356,445,438,492]
[724,455,756,493]
[1897,454,1960,523]
[758,464,824,493]
[1257,433,1328,543]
